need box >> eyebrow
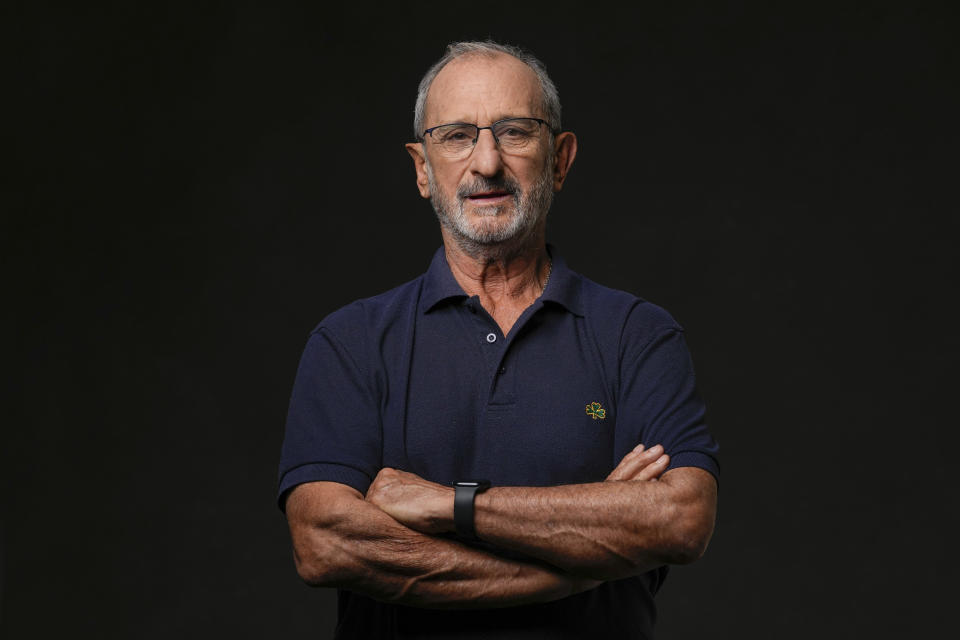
[433,115,539,126]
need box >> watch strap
[453,481,490,540]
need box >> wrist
[453,480,491,540]
[433,486,457,533]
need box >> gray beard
[427,162,554,260]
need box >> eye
[435,125,476,143]
[494,120,539,143]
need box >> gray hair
[413,40,562,139]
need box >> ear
[405,142,431,199]
[551,132,578,192]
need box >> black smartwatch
[453,480,491,540]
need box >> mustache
[457,176,520,200]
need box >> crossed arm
[285,443,717,608]
[286,480,594,609]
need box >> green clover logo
[585,401,606,420]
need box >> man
[278,41,719,638]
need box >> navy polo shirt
[278,246,719,639]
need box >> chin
[465,203,510,218]
[466,219,529,245]
[467,214,517,235]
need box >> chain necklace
[540,258,553,294]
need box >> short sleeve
[277,327,383,510]
[616,311,720,483]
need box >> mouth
[465,190,513,204]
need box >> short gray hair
[413,40,562,139]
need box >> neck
[441,230,552,334]
[443,228,550,294]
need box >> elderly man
[278,41,719,638]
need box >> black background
[5,2,957,638]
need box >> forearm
[286,482,596,609]
[365,448,718,583]
[473,468,716,580]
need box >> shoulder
[312,275,425,345]
[576,273,683,341]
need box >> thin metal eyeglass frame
[421,117,557,152]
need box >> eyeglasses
[422,117,554,158]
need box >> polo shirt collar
[420,247,468,312]
[540,247,585,316]
[421,245,584,317]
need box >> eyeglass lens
[429,118,544,156]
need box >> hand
[366,467,455,534]
[605,444,670,482]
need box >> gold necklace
[541,259,553,293]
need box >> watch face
[454,480,491,488]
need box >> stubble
[426,159,554,260]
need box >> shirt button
[486,333,497,343]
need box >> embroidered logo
[585,402,607,420]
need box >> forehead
[425,54,543,126]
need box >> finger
[605,444,645,481]
[633,453,670,482]
[623,445,665,481]
[606,444,664,481]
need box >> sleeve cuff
[277,462,373,511]
[667,450,720,486]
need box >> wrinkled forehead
[424,53,545,127]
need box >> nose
[467,127,504,177]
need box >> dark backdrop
[5,2,957,638]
